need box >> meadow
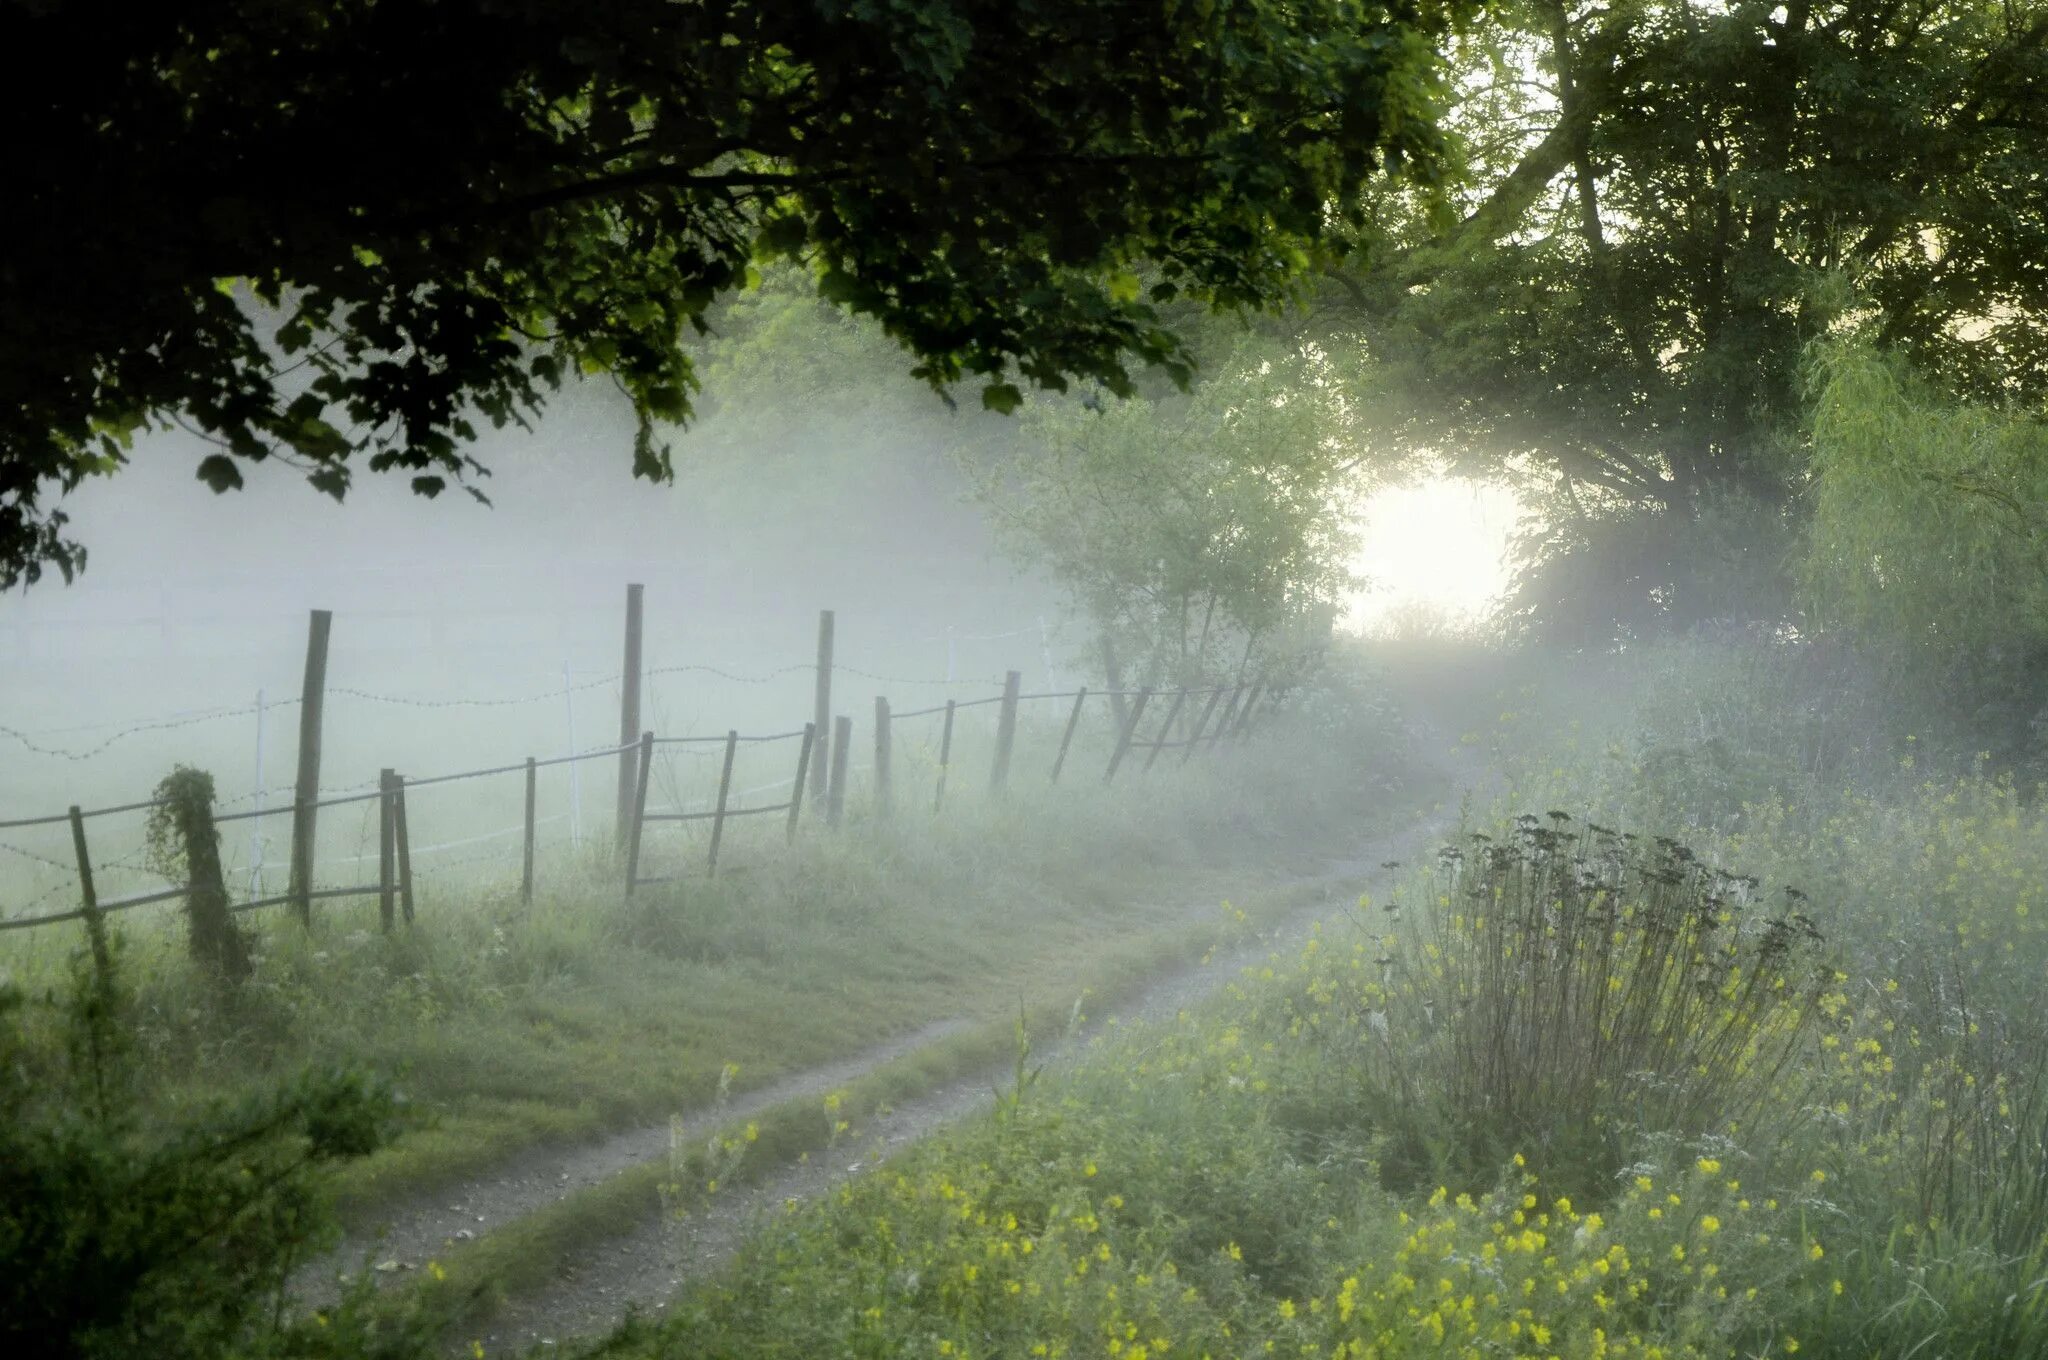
[577,637,2048,1360]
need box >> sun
[1346,478,1520,633]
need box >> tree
[1802,341,2048,734]
[1,0,1464,589]
[1321,0,2048,638]
[966,335,1371,685]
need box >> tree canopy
[1323,0,2048,638]
[1,0,1463,588]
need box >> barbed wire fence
[2,592,1278,946]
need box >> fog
[0,375,1079,910]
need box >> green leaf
[195,454,243,493]
[981,382,1023,415]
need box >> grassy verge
[3,675,1425,1221]
[574,643,2048,1360]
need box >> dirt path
[473,769,1479,1352]
[299,1017,977,1306]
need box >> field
[562,639,2048,1360]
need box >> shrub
[0,949,432,1360]
[1364,814,1828,1191]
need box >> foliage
[0,960,426,1359]
[145,766,250,986]
[1,0,1465,588]
[1325,0,2048,639]
[1803,341,2048,727]
[969,336,1373,685]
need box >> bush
[0,948,432,1360]
[1356,814,1828,1192]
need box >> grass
[568,638,2048,1360]
[393,868,1371,1337]
[0,673,1425,1220]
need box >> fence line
[4,598,1281,937]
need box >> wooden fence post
[378,768,396,932]
[1180,687,1225,765]
[1209,685,1245,749]
[624,730,654,894]
[827,714,852,827]
[990,670,1021,794]
[1104,688,1153,785]
[1232,682,1266,739]
[67,805,111,984]
[615,584,644,851]
[287,608,331,928]
[811,609,835,802]
[933,699,956,814]
[707,730,738,875]
[1100,636,1129,735]
[1144,688,1189,773]
[393,775,414,924]
[521,757,537,907]
[873,697,893,820]
[1050,686,1088,784]
[786,724,816,842]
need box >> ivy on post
[147,768,249,987]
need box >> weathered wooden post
[989,670,1022,794]
[393,775,414,923]
[615,584,644,851]
[67,806,111,984]
[521,757,537,907]
[786,724,816,842]
[933,699,956,814]
[378,768,397,932]
[826,714,852,827]
[811,610,835,802]
[1103,688,1153,785]
[707,730,739,875]
[1050,686,1089,784]
[873,697,893,820]
[153,770,247,981]
[1209,684,1245,749]
[624,731,654,894]
[1180,687,1225,765]
[1100,636,1129,735]
[1232,682,1266,739]
[1143,688,1189,773]
[287,609,331,927]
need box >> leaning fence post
[990,670,1021,794]
[624,730,654,894]
[1100,636,1129,735]
[873,697,893,820]
[933,699,956,814]
[1232,682,1266,740]
[785,724,816,842]
[521,756,537,907]
[67,805,112,985]
[1143,688,1189,773]
[707,730,738,875]
[827,714,852,827]
[1209,684,1245,749]
[393,775,414,924]
[1180,687,1225,765]
[614,584,644,852]
[287,608,331,928]
[378,768,397,933]
[1104,688,1153,785]
[1050,686,1088,784]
